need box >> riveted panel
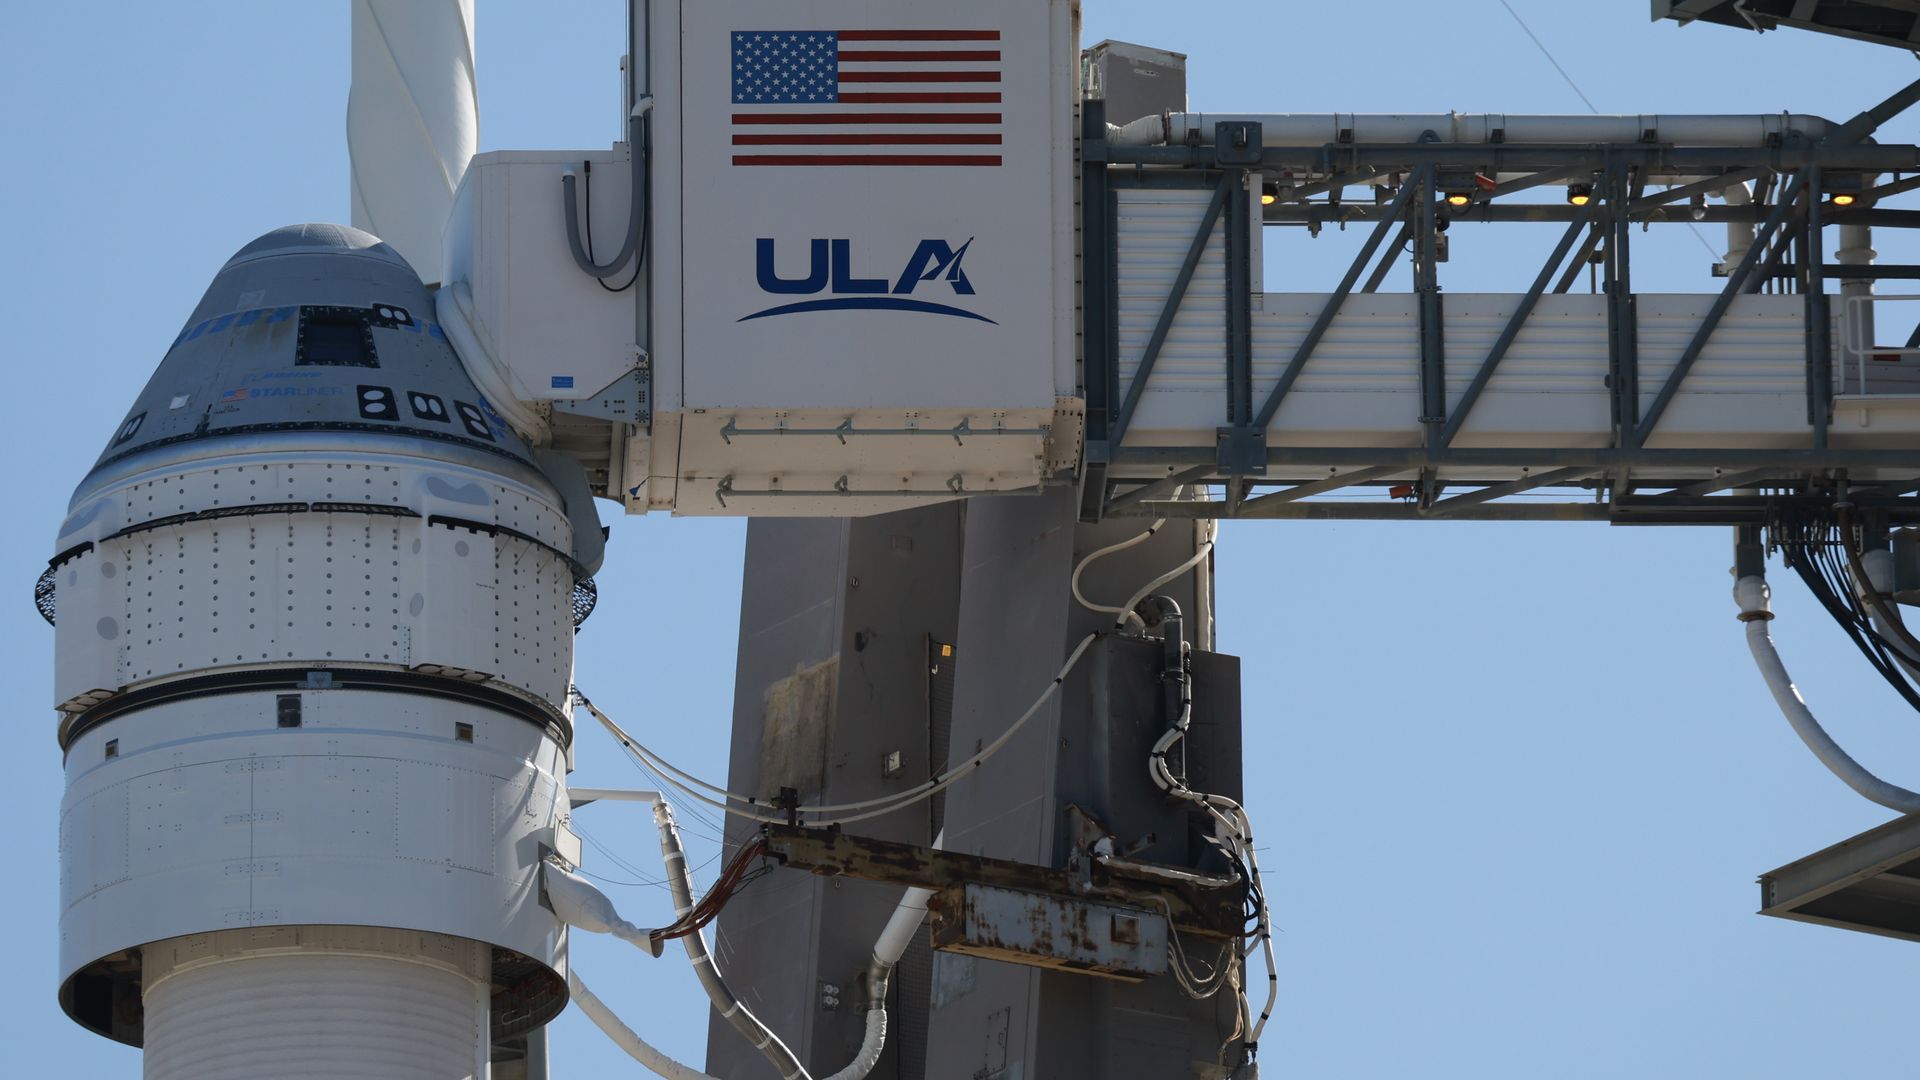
[396,761,498,874]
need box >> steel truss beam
[1103,480,1920,526]
[1082,83,1920,525]
[1107,143,1920,172]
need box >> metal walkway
[1080,82,1920,525]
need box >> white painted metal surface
[444,150,641,407]
[59,688,569,990]
[54,445,576,715]
[446,0,1082,515]
[660,0,1075,410]
[53,436,575,1020]
[142,928,491,1080]
[348,0,477,287]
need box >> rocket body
[47,225,590,1072]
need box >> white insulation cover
[142,931,490,1080]
[349,0,477,287]
[1108,187,1914,471]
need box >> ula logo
[740,238,994,324]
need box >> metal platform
[1760,813,1920,942]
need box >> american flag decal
[730,29,1003,167]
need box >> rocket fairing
[46,225,594,1073]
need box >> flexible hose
[1073,519,1166,625]
[1735,575,1920,814]
[569,969,721,1080]
[543,862,661,956]
[818,1010,887,1080]
[1116,528,1216,633]
[562,111,648,278]
[555,804,928,1080]
[653,800,813,1079]
[1142,609,1274,1053]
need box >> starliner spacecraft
[47,224,601,1079]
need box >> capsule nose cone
[222,223,414,274]
[79,223,533,488]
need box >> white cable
[569,969,722,1080]
[580,633,1100,826]
[1145,623,1276,1049]
[1073,518,1167,625]
[1735,575,1920,814]
[1115,522,1217,632]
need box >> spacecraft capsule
[44,225,592,1073]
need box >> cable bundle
[647,835,768,946]
[1777,509,1920,713]
[573,636,1097,830]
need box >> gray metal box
[1083,39,1187,127]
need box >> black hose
[1780,514,1920,714]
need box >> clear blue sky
[6,3,1920,1077]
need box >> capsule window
[454,722,474,743]
[276,694,302,728]
[103,739,118,760]
[295,307,378,368]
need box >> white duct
[1734,575,1920,815]
[570,970,723,1080]
[1838,223,1877,390]
[348,0,477,287]
[1720,178,1754,274]
[825,878,938,1080]
[1111,111,1836,147]
[871,887,933,972]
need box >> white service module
[447,0,1082,516]
[46,226,584,1074]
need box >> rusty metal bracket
[930,882,1168,982]
[760,824,1245,942]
